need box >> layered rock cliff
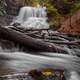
[58,10,80,35]
[5,0,25,15]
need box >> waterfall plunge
[11,6,49,29]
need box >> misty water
[10,6,49,29]
[0,6,80,80]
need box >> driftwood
[10,26,49,32]
[43,39,80,45]
[10,27,48,38]
[0,26,67,53]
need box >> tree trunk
[43,39,80,45]
[0,26,67,53]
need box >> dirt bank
[59,10,80,35]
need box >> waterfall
[11,6,49,29]
[0,6,80,80]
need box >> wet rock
[0,15,14,26]
[0,39,15,50]
[5,0,25,15]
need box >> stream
[0,6,80,80]
[0,35,80,80]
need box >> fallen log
[43,39,80,45]
[0,26,68,53]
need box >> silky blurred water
[0,49,80,80]
[0,36,80,80]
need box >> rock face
[0,15,14,26]
[5,0,25,15]
[58,10,80,35]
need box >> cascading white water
[0,52,80,80]
[11,6,49,29]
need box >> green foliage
[25,0,39,6]
[46,3,58,16]
[0,0,6,16]
[38,0,62,28]
[70,1,80,15]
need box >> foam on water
[11,6,49,29]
